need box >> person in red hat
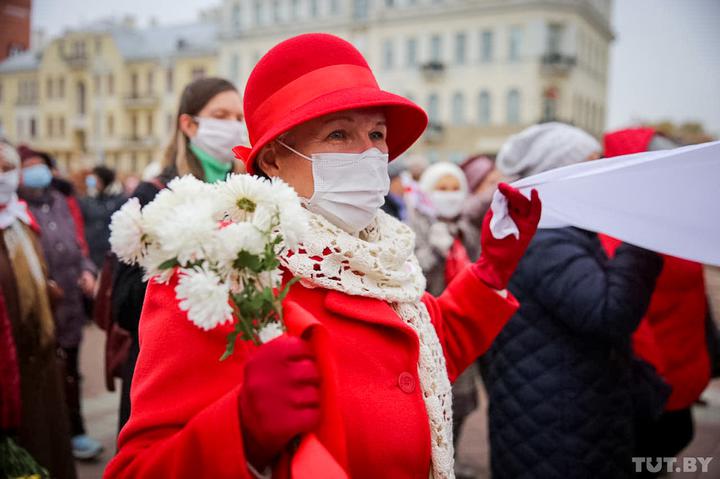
[106,33,541,479]
[600,127,713,470]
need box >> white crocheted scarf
[280,210,455,479]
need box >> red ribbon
[249,64,378,140]
[282,300,349,479]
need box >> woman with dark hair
[111,77,246,432]
[159,76,247,181]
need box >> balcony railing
[71,114,88,131]
[424,122,445,143]
[541,53,577,74]
[62,54,88,69]
[15,97,39,106]
[122,135,160,149]
[123,93,160,109]
[420,61,445,81]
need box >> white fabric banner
[490,140,720,266]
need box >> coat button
[48,221,57,230]
[398,372,416,393]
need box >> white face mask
[430,190,466,219]
[0,169,19,205]
[190,117,249,164]
[278,140,390,234]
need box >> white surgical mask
[430,190,466,219]
[278,140,390,233]
[0,169,19,204]
[191,117,248,164]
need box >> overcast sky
[32,0,720,136]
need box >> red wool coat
[601,236,710,411]
[104,266,517,478]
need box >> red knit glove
[473,183,542,290]
[239,335,321,470]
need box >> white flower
[176,266,233,331]
[153,197,219,266]
[141,244,174,281]
[251,203,277,233]
[141,177,218,236]
[167,175,212,198]
[216,174,273,222]
[270,177,308,249]
[258,321,284,343]
[110,198,145,264]
[213,222,266,267]
[141,188,184,238]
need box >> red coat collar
[323,289,415,337]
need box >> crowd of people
[0,32,718,479]
[1,143,119,478]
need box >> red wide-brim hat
[233,33,428,175]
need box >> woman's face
[433,174,461,192]
[179,89,244,138]
[257,108,388,198]
[0,156,16,174]
[0,151,18,205]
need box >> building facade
[0,19,218,174]
[218,0,613,161]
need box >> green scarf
[189,143,232,183]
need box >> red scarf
[0,288,21,431]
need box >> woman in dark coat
[482,123,669,478]
[80,165,127,269]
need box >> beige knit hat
[497,122,601,178]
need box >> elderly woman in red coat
[105,33,541,479]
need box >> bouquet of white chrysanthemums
[109,174,308,360]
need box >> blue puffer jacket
[482,227,669,479]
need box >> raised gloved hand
[473,183,542,290]
[239,335,321,470]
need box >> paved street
[77,323,720,478]
[75,324,119,479]
[456,380,720,478]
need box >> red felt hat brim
[234,87,428,175]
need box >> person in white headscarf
[0,143,32,230]
[413,162,480,296]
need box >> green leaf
[234,251,263,272]
[220,327,240,361]
[158,258,179,270]
[277,276,301,302]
